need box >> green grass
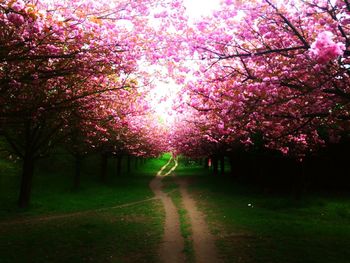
[177,162,350,263]
[5,153,349,263]
[135,153,171,176]
[0,201,163,263]
[0,152,170,219]
[0,151,169,263]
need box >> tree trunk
[100,154,108,182]
[127,155,131,174]
[73,154,82,189]
[204,158,209,169]
[212,156,219,176]
[116,155,123,176]
[293,160,305,200]
[198,158,203,166]
[220,156,225,176]
[236,153,243,179]
[18,155,35,208]
[229,156,234,177]
[134,157,139,169]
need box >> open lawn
[176,162,350,263]
[0,153,169,263]
[2,155,350,263]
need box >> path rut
[178,179,220,263]
[150,158,185,263]
[151,157,221,263]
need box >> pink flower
[280,147,289,155]
[7,13,25,26]
[46,44,61,55]
[11,0,25,12]
[241,137,253,146]
[197,21,208,31]
[154,11,168,19]
[309,31,345,63]
[218,122,224,130]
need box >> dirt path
[0,196,159,226]
[178,179,221,263]
[151,157,220,263]
[150,158,185,263]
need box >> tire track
[150,157,185,263]
[178,179,221,263]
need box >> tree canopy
[0,0,349,206]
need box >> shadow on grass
[0,201,163,263]
[0,153,169,263]
[174,162,350,263]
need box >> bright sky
[183,0,221,20]
[150,0,221,127]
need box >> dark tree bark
[198,158,203,166]
[294,160,306,200]
[73,154,82,189]
[229,156,235,177]
[18,154,35,208]
[212,156,219,176]
[220,155,225,176]
[127,155,131,174]
[235,152,244,179]
[116,155,123,176]
[204,158,209,169]
[134,157,139,169]
[100,153,108,182]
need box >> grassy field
[2,154,350,263]
[0,152,169,263]
[177,162,350,263]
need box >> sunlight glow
[148,0,222,128]
[149,79,181,128]
[183,0,221,20]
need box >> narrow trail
[0,158,179,227]
[151,157,221,263]
[178,179,221,263]
[0,196,159,226]
[150,157,185,263]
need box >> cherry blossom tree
[174,0,349,160]
[2,0,349,206]
[0,0,177,207]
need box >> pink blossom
[7,13,24,26]
[241,137,253,146]
[280,147,289,155]
[11,0,25,12]
[309,31,345,63]
[46,44,61,54]
[197,21,208,31]
[154,11,168,19]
